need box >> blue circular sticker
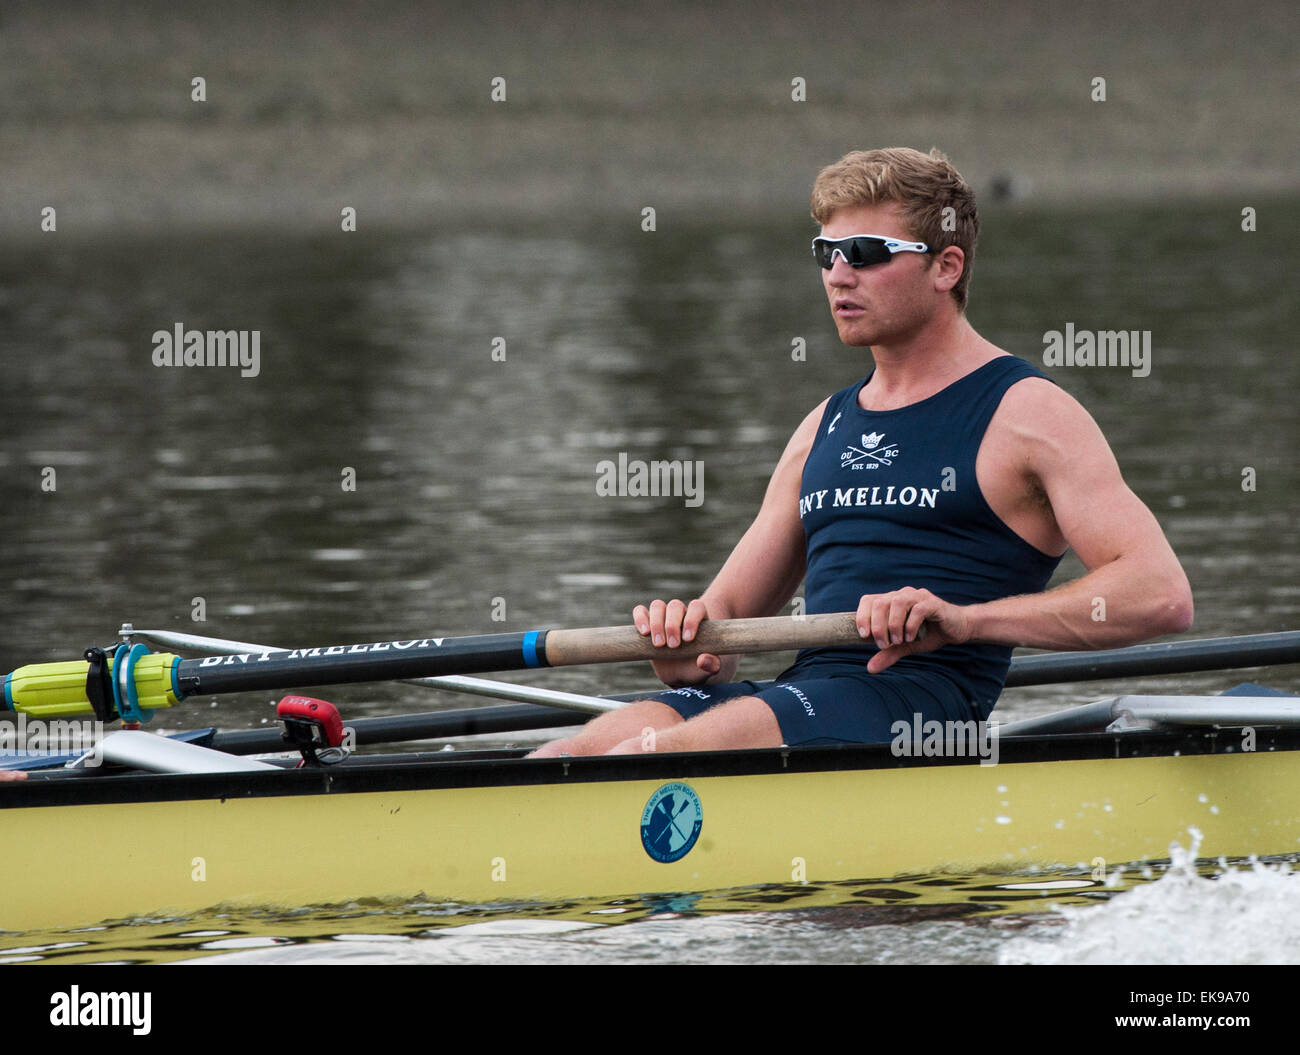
[641,782,703,863]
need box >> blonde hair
[810,147,978,309]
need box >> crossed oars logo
[840,431,898,468]
[648,791,695,852]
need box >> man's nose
[827,254,858,283]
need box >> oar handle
[544,612,863,666]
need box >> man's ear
[931,245,965,294]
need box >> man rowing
[531,147,1192,757]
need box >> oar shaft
[177,632,542,696]
[1004,630,1300,687]
[122,626,622,715]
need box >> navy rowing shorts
[643,661,980,746]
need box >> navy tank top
[793,355,1063,716]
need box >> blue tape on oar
[521,631,542,668]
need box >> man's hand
[857,587,972,673]
[633,598,738,688]
[0,770,28,783]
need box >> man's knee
[528,699,683,758]
[527,736,580,758]
[607,695,781,753]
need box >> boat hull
[3,729,1299,933]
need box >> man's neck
[859,312,1003,411]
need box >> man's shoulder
[996,369,1091,423]
[989,370,1114,466]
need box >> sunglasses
[811,234,930,269]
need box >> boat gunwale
[4,724,1299,810]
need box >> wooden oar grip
[542,612,863,667]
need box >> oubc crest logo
[841,431,900,470]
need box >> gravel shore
[1,0,1295,238]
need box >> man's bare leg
[606,695,782,754]
[527,699,684,758]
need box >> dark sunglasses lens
[846,237,888,266]
[814,237,889,268]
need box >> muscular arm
[966,381,1193,649]
[864,381,1193,669]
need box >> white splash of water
[999,829,1300,965]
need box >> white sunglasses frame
[811,233,931,268]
